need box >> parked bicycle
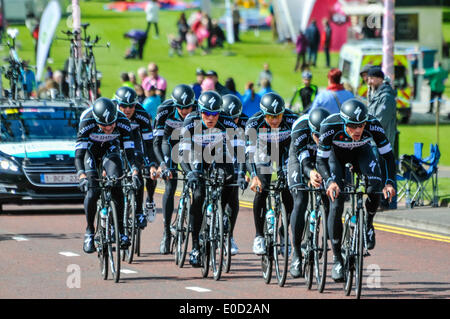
[3,29,26,100]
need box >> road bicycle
[261,171,289,287]
[121,170,138,264]
[93,172,125,283]
[3,32,26,100]
[302,186,328,292]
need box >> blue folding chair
[397,144,440,208]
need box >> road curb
[374,214,450,237]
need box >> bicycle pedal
[364,252,371,257]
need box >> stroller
[124,29,148,60]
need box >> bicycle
[339,163,386,299]
[121,170,138,264]
[198,164,237,281]
[261,171,290,287]
[301,186,328,292]
[93,172,125,283]
[167,169,192,268]
[3,33,26,100]
[58,29,81,99]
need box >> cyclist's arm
[178,115,196,174]
[152,104,169,168]
[74,116,94,179]
[118,118,138,172]
[316,124,334,188]
[244,118,259,178]
[136,108,157,168]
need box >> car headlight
[0,156,19,172]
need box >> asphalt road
[0,191,449,301]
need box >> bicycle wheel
[211,202,224,281]
[355,209,365,299]
[106,201,121,283]
[261,219,273,284]
[303,211,314,290]
[95,205,108,280]
[273,205,289,287]
[314,205,328,293]
[342,209,354,296]
[124,191,136,264]
[175,192,191,268]
[223,208,232,273]
[200,205,210,278]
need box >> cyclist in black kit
[245,92,298,255]
[76,98,141,254]
[153,84,196,254]
[113,86,158,229]
[221,94,249,255]
[287,107,330,278]
[179,90,245,267]
[316,99,396,282]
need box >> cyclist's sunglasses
[346,122,366,129]
[201,110,219,117]
[265,113,283,120]
[175,103,194,110]
[118,103,136,109]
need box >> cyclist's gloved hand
[78,178,89,193]
[143,166,150,177]
[132,174,142,190]
[237,171,248,190]
[186,171,199,188]
[162,168,172,180]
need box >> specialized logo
[291,170,298,182]
[354,107,362,121]
[369,160,377,173]
[208,96,216,106]
[123,90,132,103]
[271,100,279,113]
[103,109,111,122]
[181,92,188,104]
[228,102,236,114]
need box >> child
[168,34,182,57]
[186,29,197,56]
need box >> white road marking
[59,252,80,257]
[12,236,29,242]
[120,269,138,274]
[185,286,211,293]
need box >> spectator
[289,70,318,114]
[53,70,69,98]
[258,63,273,87]
[135,84,146,104]
[423,61,448,114]
[305,20,320,67]
[186,29,198,56]
[225,77,243,100]
[145,0,160,39]
[137,67,148,85]
[211,20,226,48]
[177,12,189,45]
[128,72,137,85]
[201,77,216,92]
[257,79,274,97]
[205,70,231,96]
[232,3,241,42]
[323,19,332,68]
[120,72,134,89]
[142,62,167,100]
[242,82,261,117]
[192,68,204,99]
[142,86,162,120]
[294,31,308,72]
[45,66,53,82]
[366,66,398,209]
[357,64,373,102]
[309,68,354,114]
[37,79,58,99]
[22,61,36,98]
[367,66,397,147]
[168,34,182,57]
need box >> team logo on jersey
[369,160,377,173]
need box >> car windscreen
[0,106,84,142]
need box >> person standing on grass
[323,19,332,68]
[145,0,160,39]
[423,61,448,114]
[294,31,308,72]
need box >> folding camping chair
[397,143,440,208]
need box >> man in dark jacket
[367,66,398,209]
[323,19,332,68]
[305,20,320,67]
[206,70,231,96]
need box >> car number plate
[40,174,78,184]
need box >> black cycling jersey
[127,104,157,167]
[287,114,318,189]
[179,111,244,174]
[75,108,137,176]
[244,109,298,176]
[153,99,196,170]
[316,113,396,188]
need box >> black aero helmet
[339,98,369,124]
[198,90,222,113]
[308,107,330,134]
[260,92,285,116]
[222,94,242,118]
[113,86,137,106]
[171,84,195,108]
[92,97,118,126]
